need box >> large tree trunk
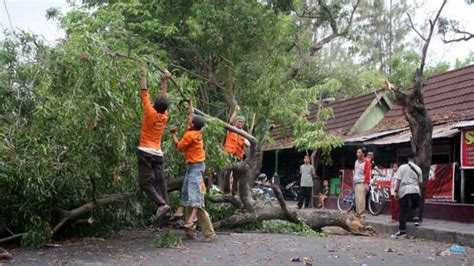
[386,0,446,221]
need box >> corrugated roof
[263,91,384,151]
[452,120,474,129]
[370,64,474,133]
[344,128,405,143]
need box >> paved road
[4,228,472,265]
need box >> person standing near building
[391,152,422,238]
[389,162,400,223]
[353,147,371,217]
[297,155,315,209]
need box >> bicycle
[337,179,385,215]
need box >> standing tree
[383,0,447,221]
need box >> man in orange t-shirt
[136,63,171,221]
[222,105,250,194]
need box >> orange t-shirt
[224,130,245,160]
[177,129,205,164]
[139,90,168,149]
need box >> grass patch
[153,232,184,249]
[258,220,327,237]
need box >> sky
[1,0,473,66]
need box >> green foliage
[0,0,389,246]
[20,220,51,248]
[205,194,237,223]
[258,220,326,237]
[153,231,183,249]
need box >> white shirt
[394,162,422,198]
[300,164,315,187]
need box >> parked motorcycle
[282,180,299,201]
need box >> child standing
[169,101,217,241]
[389,163,399,223]
[318,180,329,209]
[170,100,207,228]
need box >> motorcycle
[282,180,299,201]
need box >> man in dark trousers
[297,155,315,209]
[136,63,171,221]
[391,151,422,238]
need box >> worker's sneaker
[391,231,407,239]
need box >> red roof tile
[370,64,474,133]
[263,91,382,150]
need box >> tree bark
[386,0,446,220]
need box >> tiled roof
[371,64,474,133]
[263,91,383,150]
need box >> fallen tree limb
[206,194,243,209]
[214,206,374,236]
[53,192,133,234]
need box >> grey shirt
[394,162,422,198]
[300,164,315,187]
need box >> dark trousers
[399,193,420,232]
[137,150,169,208]
[298,187,312,208]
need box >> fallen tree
[194,108,374,235]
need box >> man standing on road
[353,147,371,217]
[391,151,422,238]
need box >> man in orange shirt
[136,63,171,221]
[169,100,216,242]
[222,105,250,194]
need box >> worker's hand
[161,70,171,80]
[235,105,240,112]
[169,125,177,134]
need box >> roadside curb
[365,220,474,246]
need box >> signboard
[341,163,455,202]
[461,128,474,169]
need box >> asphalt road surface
[4,228,472,265]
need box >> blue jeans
[180,162,206,208]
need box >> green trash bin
[329,178,341,196]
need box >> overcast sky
[1,0,473,66]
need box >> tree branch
[285,0,360,82]
[415,0,447,93]
[53,192,133,234]
[318,0,338,34]
[407,13,427,41]
[206,194,243,209]
[193,108,258,146]
[442,29,474,43]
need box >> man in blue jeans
[391,151,422,238]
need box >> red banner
[341,163,455,202]
[461,129,474,169]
